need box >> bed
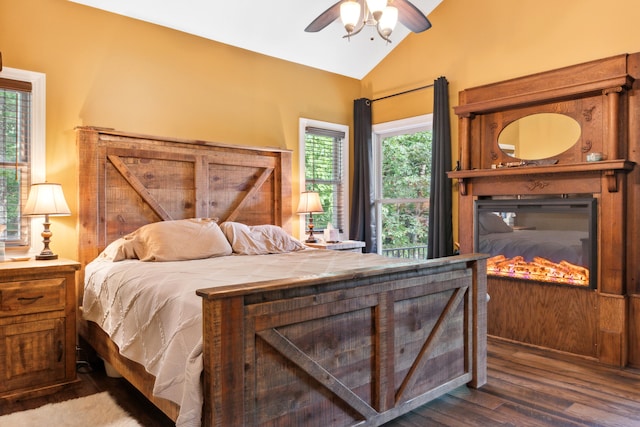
[76,126,488,427]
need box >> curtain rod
[371,83,434,103]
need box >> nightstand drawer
[0,278,66,316]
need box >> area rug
[0,392,142,427]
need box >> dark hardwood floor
[391,339,640,427]
[2,338,640,426]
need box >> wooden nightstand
[0,258,80,401]
[306,240,366,253]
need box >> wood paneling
[487,278,598,357]
[628,295,640,366]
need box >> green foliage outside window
[1,89,28,242]
[381,131,432,249]
[304,133,343,231]
[304,127,431,251]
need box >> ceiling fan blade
[394,0,432,33]
[305,1,343,32]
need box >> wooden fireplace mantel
[452,54,635,176]
[449,159,635,195]
[450,53,640,367]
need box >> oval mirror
[497,113,581,160]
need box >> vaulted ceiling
[69,0,443,80]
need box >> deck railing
[381,245,429,260]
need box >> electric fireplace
[474,197,597,289]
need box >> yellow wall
[3,0,640,259]
[0,0,360,259]
[363,0,640,242]
[365,0,640,112]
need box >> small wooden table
[0,258,80,401]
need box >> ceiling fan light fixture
[378,5,398,37]
[340,0,361,34]
[365,0,387,21]
[305,0,432,43]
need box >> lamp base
[305,216,317,243]
[35,215,59,260]
[35,253,58,260]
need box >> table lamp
[297,191,324,243]
[23,182,71,260]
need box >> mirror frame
[497,112,582,160]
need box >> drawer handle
[58,340,63,362]
[17,295,44,304]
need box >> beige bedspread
[83,249,409,426]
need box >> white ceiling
[69,0,443,80]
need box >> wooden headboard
[76,126,292,273]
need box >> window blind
[304,126,345,232]
[1,78,32,244]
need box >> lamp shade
[23,183,71,216]
[366,0,388,16]
[378,5,398,36]
[340,0,361,31]
[296,191,324,214]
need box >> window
[299,118,349,238]
[0,68,46,249]
[373,114,433,259]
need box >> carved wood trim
[449,160,633,194]
[459,114,473,171]
[604,86,623,160]
[454,54,632,117]
[605,170,619,192]
[525,180,551,192]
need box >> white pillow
[478,212,513,235]
[101,218,232,262]
[220,222,305,255]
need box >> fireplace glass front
[474,197,597,288]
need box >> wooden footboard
[197,254,487,427]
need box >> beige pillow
[104,218,232,262]
[220,222,305,255]
[478,212,513,235]
[98,237,137,261]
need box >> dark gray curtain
[349,98,376,253]
[427,77,454,258]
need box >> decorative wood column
[604,87,623,160]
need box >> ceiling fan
[305,0,432,43]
